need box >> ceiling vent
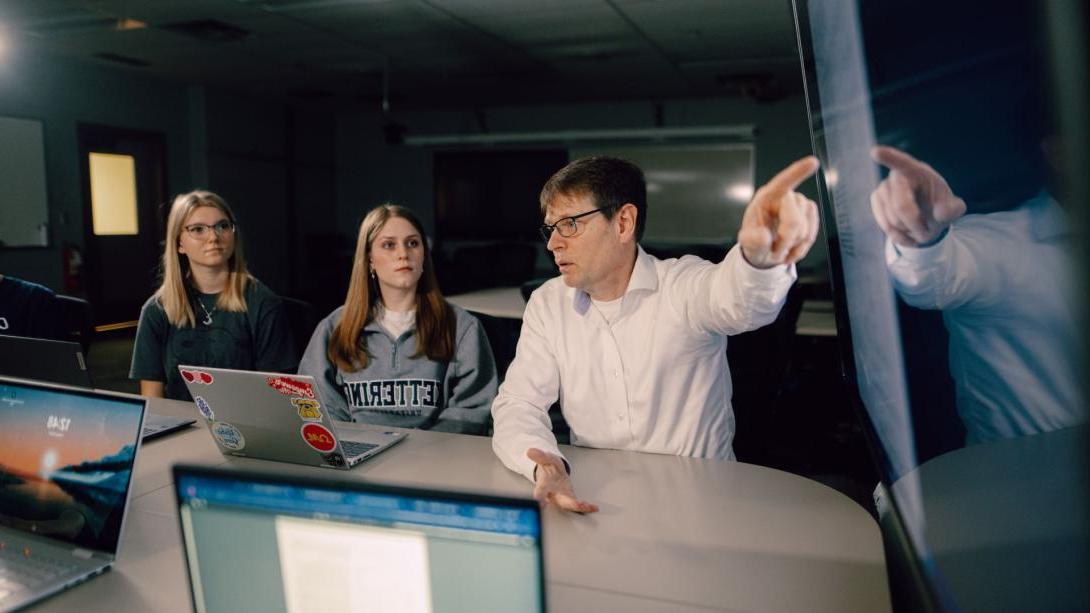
[160,20,251,43]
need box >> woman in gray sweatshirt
[299,204,497,434]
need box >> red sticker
[181,369,214,385]
[266,376,315,399]
[301,423,337,452]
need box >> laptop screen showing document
[0,377,145,555]
[174,465,545,613]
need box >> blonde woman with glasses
[298,204,497,433]
[130,190,296,400]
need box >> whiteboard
[0,116,49,247]
[569,143,754,245]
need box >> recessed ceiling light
[116,19,147,31]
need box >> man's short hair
[540,156,648,241]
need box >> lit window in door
[89,152,138,235]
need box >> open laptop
[0,334,195,441]
[0,334,91,388]
[173,464,545,612]
[177,366,406,469]
[0,376,146,611]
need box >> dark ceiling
[0,0,804,108]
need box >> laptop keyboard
[0,543,82,593]
[340,440,379,457]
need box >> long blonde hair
[155,190,252,327]
[328,204,454,371]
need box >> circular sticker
[194,396,215,421]
[211,421,245,451]
[301,423,337,453]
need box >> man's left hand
[738,156,821,269]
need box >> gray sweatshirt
[298,303,498,434]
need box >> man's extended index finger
[871,145,927,176]
[762,155,820,197]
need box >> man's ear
[616,203,638,243]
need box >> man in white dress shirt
[870,145,1083,445]
[491,155,822,512]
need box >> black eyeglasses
[539,206,613,241]
[184,220,236,239]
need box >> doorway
[78,124,168,327]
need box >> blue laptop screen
[176,470,544,612]
[0,380,145,554]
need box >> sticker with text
[194,396,215,421]
[300,422,337,453]
[291,397,323,422]
[211,421,245,451]
[181,369,214,385]
[267,376,315,399]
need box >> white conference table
[30,398,891,612]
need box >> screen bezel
[788,2,951,610]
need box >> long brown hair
[328,204,454,371]
[155,190,252,327]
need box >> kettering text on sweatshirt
[298,303,498,433]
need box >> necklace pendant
[202,312,213,325]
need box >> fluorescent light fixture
[726,183,754,203]
[405,125,755,147]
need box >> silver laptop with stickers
[177,366,406,469]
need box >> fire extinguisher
[62,242,83,295]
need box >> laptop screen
[0,377,145,554]
[174,466,545,613]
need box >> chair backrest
[279,296,316,365]
[727,283,806,464]
[54,294,93,352]
[465,310,519,383]
[467,308,570,442]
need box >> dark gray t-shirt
[129,280,297,400]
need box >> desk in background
[30,398,891,612]
[447,286,527,319]
[448,286,840,337]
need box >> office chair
[54,294,94,352]
[279,296,317,366]
[467,308,570,442]
[727,283,805,465]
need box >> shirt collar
[568,245,658,314]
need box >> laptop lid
[0,376,146,558]
[0,334,92,388]
[173,464,545,613]
[176,366,405,469]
